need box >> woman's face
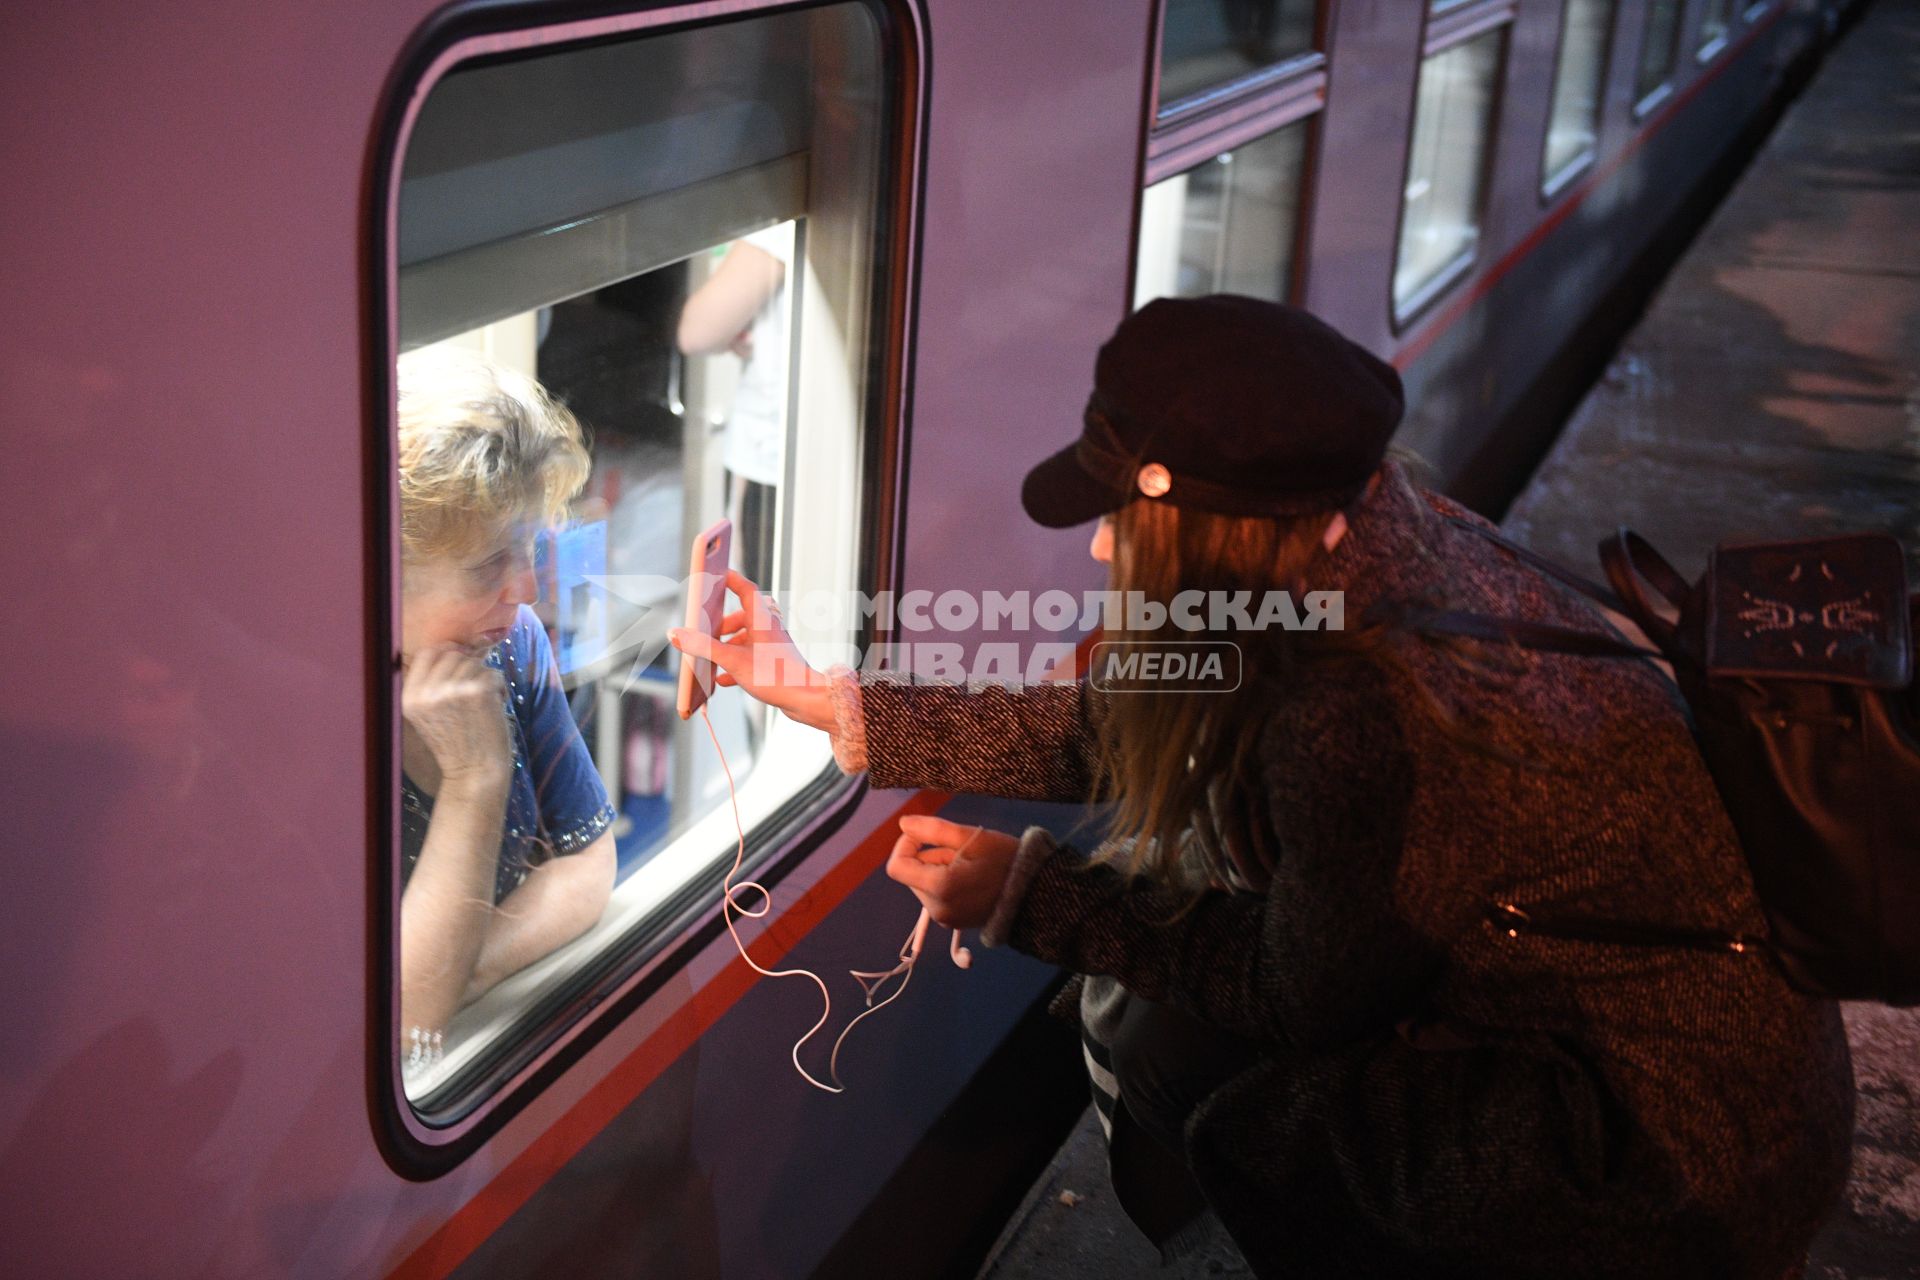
[401,522,540,659]
[1090,515,1115,565]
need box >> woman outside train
[396,348,617,1052]
[669,296,1853,1277]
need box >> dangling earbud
[949,930,973,970]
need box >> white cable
[701,703,975,1093]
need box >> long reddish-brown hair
[1081,457,1531,897]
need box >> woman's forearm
[461,835,616,1004]
[833,668,1107,802]
[400,770,509,1034]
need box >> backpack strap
[1380,604,1664,660]
[1444,515,1630,614]
[1599,528,1687,650]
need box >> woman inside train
[395,348,617,1053]
[668,295,1853,1278]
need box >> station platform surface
[973,1,1920,1276]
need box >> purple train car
[0,0,1859,1276]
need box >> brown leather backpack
[1385,519,1920,1005]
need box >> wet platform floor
[976,0,1920,1275]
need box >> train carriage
[0,1,1860,1276]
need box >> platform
[1505,0,1920,1272]
[975,0,1919,1274]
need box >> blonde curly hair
[396,347,590,565]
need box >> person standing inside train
[677,227,791,592]
[669,296,1854,1278]
[396,348,617,1053]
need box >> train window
[387,3,900,1121]
[1135,121,1310,308]
[1156,0,1318,110]
[1394,27,1505,323]
[1699,0,1734,57]
[1633,0,1684,112]
[1542,0,1616,197]
[1135,3,1324,306]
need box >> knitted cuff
[825,664,868,775]
[981,825,1060,950]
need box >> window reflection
[1395,29,1503,320]
[1134,122,1308,309]
[1158,0,1318,107]
[1543,0,1615,193]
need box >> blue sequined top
[401,606,618,904]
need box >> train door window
[1541,0,1616,198]
[1633,0,1684,113]
[1393,21,1508,324]
[1134,4,1324,308]
[1135,122,1309,308]
[383,2,909,1130]
[1155,0,1319,114]
[1698,0,1734,58]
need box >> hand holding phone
[676,519,733,720]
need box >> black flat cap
[1020,295,1404,528]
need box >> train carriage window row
[1135,0,1782,331]
[387,1,901,1122]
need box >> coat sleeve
[829,667,1110,803]
[986,675,1435,1047]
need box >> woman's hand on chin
[885,815,1021,930]
[401,645,513,788]
[669,569,833,731]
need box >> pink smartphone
[676,518,733,720]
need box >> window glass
[1134,122,1309,309]
[1699,0,1734,52]
[1394,29,1504,320]
[1634,0,1683,104]
[392,4,888,1112]
[1542,0,1615,193]
[1157,0,1317,106]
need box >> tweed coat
[828,461,1854,1279]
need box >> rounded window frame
[365,0,927,1178]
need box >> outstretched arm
[831,668,1107,803]
[669,569,1108,804]
[891,674,1426,1044]
[677,241,785,356]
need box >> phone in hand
[676,518,733,720]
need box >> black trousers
[1101,989,1263,1252]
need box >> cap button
[1137,463,1172,498]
